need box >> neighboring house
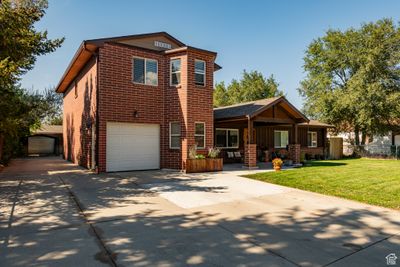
[56,32,332,172]
[336,131,400,156]
[214,97,332,166]
[27,125,63,156]
[56,32,219,172]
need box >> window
[308,131,318,147]
[170,122,181,149]
[195,59,205,86]
[133,57,158,86]
[170,58,181,86]
[274,130,289,148]
[216,129,239,148]
[194,122,205,149]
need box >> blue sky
[21,0,400,108]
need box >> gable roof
[33,125,63,135]
[85,31,185,47]
[214,96,309,122]
[55,32,220,93]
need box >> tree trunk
[361,131,367,145]
[354,127,360,145]
[0,134,3,162]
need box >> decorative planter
[273,166,282,171]
[186,158,223,173]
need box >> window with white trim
[170,58,181,86]
[274,130,289,148]
[308,131,318,147]
[133,57,158,86]
[194,122,205,149]
[216,128,239,148]
[169,122,180,149]
[195,59,205,86]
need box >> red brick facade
[63,58,97,169]
[244,144,257,168]
[289,144,301,164]
[62,35,216,172]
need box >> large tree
[299,18,400,145]
[0,0,64,162]
[214,70,283,107]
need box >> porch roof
[214,96,309,123]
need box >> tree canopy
[299,18,400,144]
[0,0,64,162]
[213,70,283,107]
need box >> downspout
[95,50,99,172]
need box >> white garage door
[28,136,55,154]
[106,122,160,172]
[395,135,400,146]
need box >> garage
[28,136,55,155]
[395,135,400,146]
[106,122,160,172]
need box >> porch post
[245,116,257,168]
[289,123,300,164]
[294,123,298,144]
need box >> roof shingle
[214,97,281,120]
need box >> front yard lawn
[245,158,400,209]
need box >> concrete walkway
[0,157,399,266]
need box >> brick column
[244,144,257,168]
[289,144,301,164]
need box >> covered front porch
[214,97,331,167]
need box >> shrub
[189,145,197,159]
[195,154,206,159]
[272,158,283,167]
[208,147,221,158]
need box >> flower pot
[273,166,281,171]
[186,158,223,173]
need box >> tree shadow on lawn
[304,161,348,167]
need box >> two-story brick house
[56,32,219,172]
[57,32,332,173]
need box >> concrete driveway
[0,157,399,267]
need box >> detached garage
[27,125,63,156]
[28,136,55,155]
[106,122,160,172]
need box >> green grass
[244,158,400,209]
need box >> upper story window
[195,60,205,86]
[308,131,318,147]
[133,57,158,86]
[274,130,289,148]
[170,58,181,86]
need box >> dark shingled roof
[214,97,282,120]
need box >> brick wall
[244,144,257,167]
[183,50,215,167]
[96,43,216,172]
[63,58,97,169]
[288,144,301,164]
[300,147,324,158]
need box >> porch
[214,97,332,167]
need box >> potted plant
[206,147,223,172]
[272,158,283,171]
[186,146,223,173]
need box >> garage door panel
[28,136,55,154]
[106,123,160,172]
